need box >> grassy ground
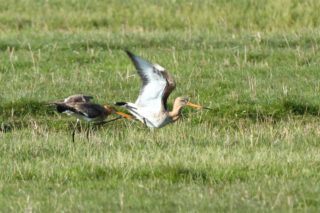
[1,0,320,212]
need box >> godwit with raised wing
[116,51,210,128]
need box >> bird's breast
[145,112,172,128]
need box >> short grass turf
[1,0,320,212]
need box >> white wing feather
[135,70,167,109]
[126,51,167,113]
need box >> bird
[51,95,133,141]
[116,50,210,128]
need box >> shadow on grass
[52,165,276,184]
[283,100,320,116]
[139,166,210,184]
[1,98,320,132]
[0,99,54,117]
[61,165,211,184]
[0,99,55,132]
[0,98,125,132]
[203,98,320,123]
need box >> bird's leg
[79,118,84,133]
[94,116,122,127]
[143,118,147,126]
[86,125,90,142]
[72,119,80,143]
[71,130,75,143]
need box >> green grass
[1,0,320,212]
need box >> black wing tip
[115,102,127,106]
[55,104,68,113]
[84,95,94,99]
[125,50,136,60]
[54,103,87,116]
[83,95,94,102]
[51,102,76,114]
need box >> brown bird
[116,51,210,128]
[51,95,132,141]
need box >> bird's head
[174,97,202,109]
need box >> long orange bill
[115,111,134,120]
[186,102,212,110]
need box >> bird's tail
[56,104,69,113]
[51,103,77,114]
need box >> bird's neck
[168,103,183,122]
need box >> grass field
[1,0,320,212]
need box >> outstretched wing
[125,50,175,111]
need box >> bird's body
[55,101,112,123]
[118,102,173,128]
[116,51,206,128]
[52,94,131,123]
[51,94,132,141]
